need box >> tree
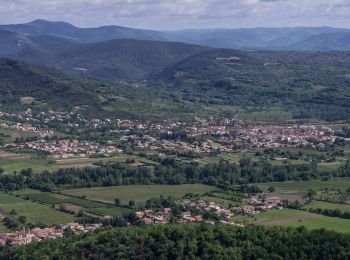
[114,198,121,207]
[0,168,4,175]
[18,215,27,224]
[267,186,275,193]
[128,200,136,208]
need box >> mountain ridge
[1,20,349,51]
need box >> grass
[259,178,350,196]
[286,214,350,234]
[238,107,293,122]
[0,192,76,225]
[62,184,217,206]
[234,208,350,234]
[306,201,350,212]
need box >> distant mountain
[0,19,165,43]
[0,30,33,56]
[163,27,350,50]
[7,39,209,81]
[1,20,350,51]
[289,32,350,51]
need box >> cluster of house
[136,208,172,224]
[186,126,228,137]
[119,121,342,155]
[135,199,241,227]
[180,199,234,219]
[125,137,231,154]
[232,196,283,215]
[10,139,119,159]
[1,108,346,157]
[0,223,102,247]
[0,123,53,138]
[234,125,337,149]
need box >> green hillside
[8,39,209,81]
[0,58,100,110]
[0,58,205,120]
[154,49,350,121]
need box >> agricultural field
[259,178,350,196]
[306,201,350,212]
[13,189,130,217]
[0,192,76,226]
[233,208,350,234]
[238,107,294,122]
[0,150,157,174]
[62,184,217,206]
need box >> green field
[233,208,350,234]
[62,184,217,206]
[306,201,350,212]
[14,189,130,217]
[259,179,350,196]
[0,150,158,174]
[238,107,293,122]
[0,192,76,225]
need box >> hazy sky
[2,0,350,30]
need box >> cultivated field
[62,184,217,206]
[234,208,350,234]
[0,192,76,225]
[0,150,157,174]
[306,201,350,212]
[14,189,130,217]
[259,179,350,196]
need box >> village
[8,139,120,159]
[0,223,102,246]
[135,195,282,226]
[0,194,283,247]
[0,108,347,159]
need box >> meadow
[259,178,350,196]
[238,107,294,122]
[14,189,130,217]
[306,201,350,212]
[0,149,157,174]
[62,184,217,206]
[0,192,76,225]
[233,208,350,234]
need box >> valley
[0,17,350,259]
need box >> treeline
[2,224,350,259]
[0,158,350,191]
[308,207,350,219]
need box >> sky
[1,0,350,30]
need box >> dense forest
[1,158,349,191]
[1,224,350,259]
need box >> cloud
[0,0,349,29]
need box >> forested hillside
[7,39,209,81]
[1,224,350,259]
[155,50,350,121]
[0,59,101,109]
[0,58,203,120]
[1,20,350,121]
